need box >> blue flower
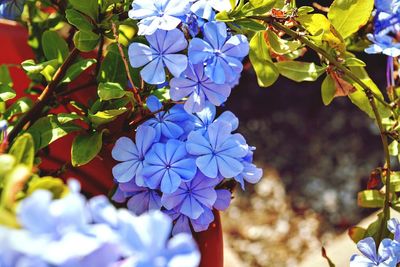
[112,182,162,215]
[0,183,122,267]
[112,125,156,186]
[142,139,197,193]
[128,0,191,35]
[186,120,248,178]
[142,95,192,141]
[0,181,201,267]
[375,0,400,14]
[165,208,215,235]
[188,21,249,84]
[116,210,201,267]
[0,0,24,20]
[128,29,188,84]
[235,148,263,190]
[161,171,230,220]
[350,237,397,267]
[170,63,232,113]
[190,0,236,20]
[191,102,238,134]
[388,218,400,241]
[365,34,400,57]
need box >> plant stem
[111,22,143,109]
[8,48,80,143]
[252,17,393,241]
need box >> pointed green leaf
[98,82,126,101]
[73,30,100,52]
[42,31,69,62]
[357,190,385,208]
[328,0,374,39]
[65,9,94,32]
[71,130,104,167]
[249,31,279,87]
[275,61,326,82]
[321,74,336,105]
[9,133,35,168]
[69,0,98,20]
[60,59,96,84]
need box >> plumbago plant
[1,0,400,266]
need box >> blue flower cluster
[365,0,400,57]
[127,0,249,113]
[113,0,261,234]
[112,98,262,234]
[0,180,200,267]
[350,218,400,267]
[0,0,24,20]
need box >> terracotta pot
[0,21,224,267]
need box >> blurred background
[221,0,389,266]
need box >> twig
[95,35,105,76]
[8,48,80,143]
[111,21,143,109]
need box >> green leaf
[65,9,94,32]
[71,130,104,167]
[69,0,99,20]
[388,172,400,192]
[249,31,279,87]
[275,61,326,82]
[297,6,314,15]
[345,57,366,67]
[267,30,301,55]
[0,65,12,86]
[235,19,266,31]
[98,44,128,85]
[1,165,31,209]
[88,108,127,127]
[9,133,35,168]
[4,97,33,119]
[357,189,385,208]
[297,13,346,53]
[328,0,374,39]
[41,31,69,62]
[60,59,96,84]
[73,30,100,52]
[348,66,391,119]
[27,177,68,198]
[0,154,16,186]
[0,84,16,102]
[242,0,276,16]
[98,82,126,101]
[348,226,366,244]
[321,74,336,105]
[27,114,83,151]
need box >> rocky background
[221,1,389,264]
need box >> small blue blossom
[188,21,249,84]
[165,208,215,235]
[142,95,192,141]
[117,210,200,267]
[0,181,201,267]
[190,0,236,20]
[186,120,248,178]
[112,182,162,215]
[0,0,24,20]
[170,63,232,113]
[365,34,400,57]
[161,171,230,219]
[191,102,238,134]
[112,125,156,186]
[142,139,197,193]
[350,237,397,267]
[235,148,263,190]
[128,29,188,84]
[128,0,191,35]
